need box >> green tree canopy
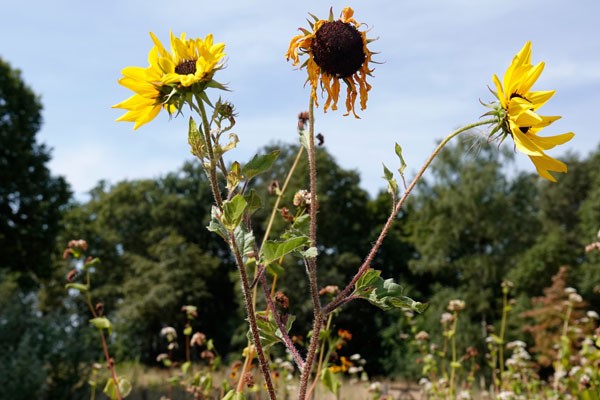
[0,58,71,286]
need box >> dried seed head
[311,20,366,78]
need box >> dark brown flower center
[311,20,365,78]
[509,93,531,134]
[175,60,197,75]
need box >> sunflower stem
[197,98,223,208]
[228,230,277,400]
[252,145,305,310]
[323,118,496,315]
[298,97,324,400]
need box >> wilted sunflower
[113,32,226,130]
[286,7,375,117]
[485,41,574,182]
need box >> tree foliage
[0,58,70,285]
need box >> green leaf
[90,317,113,334]
[266,262,285,276]
[244,189,262,214]
[299,130,310,150]
[281,214,310,239]
[182,361,191,374]
[65,283,89,293]
[251,311,295,349]
[320,368,341,395]
[222,389,246,400]
[222,194,247,231]
[395,142,407,175]
[234,226,255,257]
[207,206,228,240]
[354,269,428,313]
[382,163,398,195]
[119,378,132,398]
[242,150,280,180]
[260,236,310,266]
[183,326,192,336]
[103,377,132,400]
[83,257,101,270]
[188,117,206,158]
[301,247,318,259]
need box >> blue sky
[2,0,599,198]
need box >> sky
[2,0,599,199]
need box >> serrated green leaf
[395,142,407,174]
[281,214,310,240]
[65,283,89,293]
[244,189,262,214]
[260,236,310,266]
[353,269,427,313]
[251,311,295,349]
[320,368,341,395]
[234,226,255,257]
[222,194,247,231]
[90,317,112,334]
[242,150,280,180]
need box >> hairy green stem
[228,230,277,400]
[306,312,334,399]
[323,118,496,315]
[298,97,323,400]
[259,274,305,369]
[252,145,305,309]
[85,272,122,400]
[197,99,223,208]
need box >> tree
[48,162,236,363]
[406,139,540,347]
[0,58,70,286]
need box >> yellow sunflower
[113,32,226,130]
[113,47,169,130]
[286,7,374,118]
[150,32,226,88]
[489,41,574,182]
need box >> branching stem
[323,119,496,315]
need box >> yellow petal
[529,132,574,150]
[510,123,545,156]
[519,62,545,94]
[149,32,169,58]
[529,154,567,182]
[527,90,555,109]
